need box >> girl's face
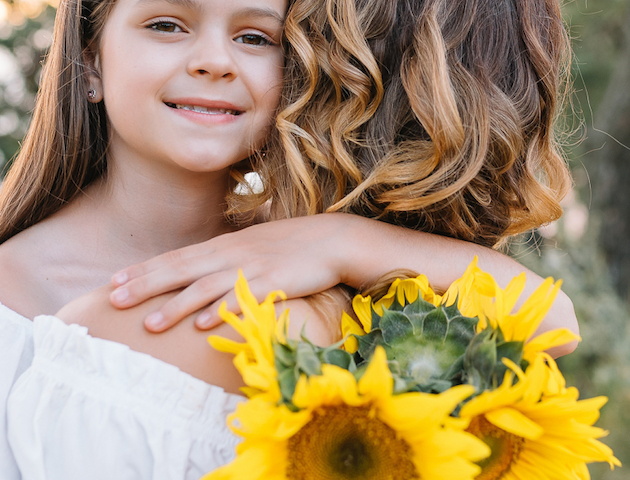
[96,0,286,174]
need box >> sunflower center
[466,416,526,480]
[286,404,420,480]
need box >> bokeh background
[1,0,629,477]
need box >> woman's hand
[109,212,579,359]
[109,214,355,332]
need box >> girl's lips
[164,102,242,116]
[164,101,244,125]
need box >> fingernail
[196,312,212,328]
[112,272,128,286]
[111,288,129,304]
[145,312,164,329]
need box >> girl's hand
[109,214,354,332]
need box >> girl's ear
[85,50,104,103]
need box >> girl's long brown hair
[0,0,116,244]
[230,0,573,247]
[1,0,572,250]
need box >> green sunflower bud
[353,295,478,393]
[463,326,526,392]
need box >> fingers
[194,293,239,330]
[193,278,289,330]
[143,271,240,332]
[110,255,225,309]
[111,243,215,288]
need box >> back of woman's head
[248,0,572,247]
[0,0,116,244]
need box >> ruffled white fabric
[0,303,33,480]
[7,315,243,480]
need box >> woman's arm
[108,213,578,356]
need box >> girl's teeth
[175,104,238,115]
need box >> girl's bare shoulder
[56,286,246,394]
[0,226,59,318]
[55,287,344,394]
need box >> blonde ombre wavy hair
[229,0,572,247]
[0,0,571,250]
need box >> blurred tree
[0,0,56,172]
[582,4,630,300]
[513,2,630,478]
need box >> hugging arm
[108,213,578,357]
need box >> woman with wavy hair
[0,0,575,477]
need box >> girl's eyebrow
[231,7,285,25]
[134,0,284,25]
[135,0,200,11]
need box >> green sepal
[277,367,299,406]
[380,309,414,345]
[322,348,356,371]
[442,355,466,383]
[464,328,498,391]
[356,329,384,361]
[296,342,322,376]
[273,342,296,369]
[463,326,526,392]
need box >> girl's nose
[186,35,236,80]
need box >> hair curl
[229,0,573,247]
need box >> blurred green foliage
[0,2,55,171]
[514,1,630,478]
[1,0,630,477]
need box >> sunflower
[203,347,490,480]
[208,270,289,400]
[343,274,442,352]
[343,258,579,361]
[459,354,620,480]
[455,261,580,360]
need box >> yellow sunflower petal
[406,275,442,306]
[352,294,373,332]
[382,385,475,432]
[293,366,363,409]
[341,312,365,353]
[217,303,248,337]
[502,273,527,315]
[202,443,287,480]
[442,256,479,311]
[274,309,290,345]
[373,279,399,314]
[358,346,393,399]
[485,407,544,440]
[540,353,567,395]
[507,278,561,341]
[395,277,439,305]
[524,328,581,358]
[233,351,276,392]
[207,335,251,357]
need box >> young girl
[0,0,577,477]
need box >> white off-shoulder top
[0,303,34,480]
[4,314,243,480]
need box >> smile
[165,102,242,116]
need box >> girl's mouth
[164,102,242,116]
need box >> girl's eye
[235,34,273,46]
[148,21,182,33]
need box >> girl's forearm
[333,213,578,356]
